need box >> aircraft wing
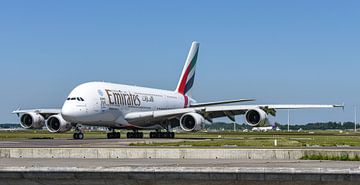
[203,104,343,120]
[12,108,61,117]
[125,104,343,122]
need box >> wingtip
[12,106,21,113]
[192,41,200,45]
[12,106,21,117]
[334,103,345,110]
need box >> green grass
[131,131,360,147]
[129,137,302,147]
[1,130,360,148]
[0,130,109,140]
[301,153,360,161]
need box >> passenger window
[67,98,70,100]
[71,97,76,100]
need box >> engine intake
[20,113,45,129]
[245,108,268,127]
[180,112,205,132]
[46,115,72,133]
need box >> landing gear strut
[73,125,84,140]
[107,128,121,139]
[127,130,143,139]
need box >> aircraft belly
[127,117,169,129]
[81,121,162,130]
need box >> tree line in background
[275,122,359,131]
[205,121,359,131]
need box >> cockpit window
[67,97,84,101]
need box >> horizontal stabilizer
[190,99,255,107]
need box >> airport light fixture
[287,110,290,132]
[355,106,357,132]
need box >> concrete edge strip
[0,167,360,174]
[1,147,360,151]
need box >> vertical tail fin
[176,41,200,95]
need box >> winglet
[13,106,21,117]
[334,103,345,111]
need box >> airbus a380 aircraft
[13,42,343,139]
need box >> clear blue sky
[0,0,359,124]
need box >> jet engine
[46,115,72,133]
[180,112,205,132]
[20,112,45,129]
[245,108,268,127]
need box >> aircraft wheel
[151,132,172,139]
[134,132,143,138]
[107,132,120,139]
[73,133,84,140]
[149,132,155,138]
[78,133,84,140]
[170,132,175,138]
[127,132,144,139]
[150,132,159,138]
[163,132,169,138]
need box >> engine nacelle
[46,115,72,133]
[245,108,268,127]
[20,113,45,129]
[180,112,205,132]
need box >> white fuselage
[61,82,190,129]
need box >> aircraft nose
[61,103,77,122]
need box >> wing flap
[205,104,341,112]
[190,99,255,107]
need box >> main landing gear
[107,129,121,139]
[149,131,175,139]
[73,126,84,140]
[127,131,144,139]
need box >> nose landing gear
[73,132,84,140]
[73,125,84,140]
